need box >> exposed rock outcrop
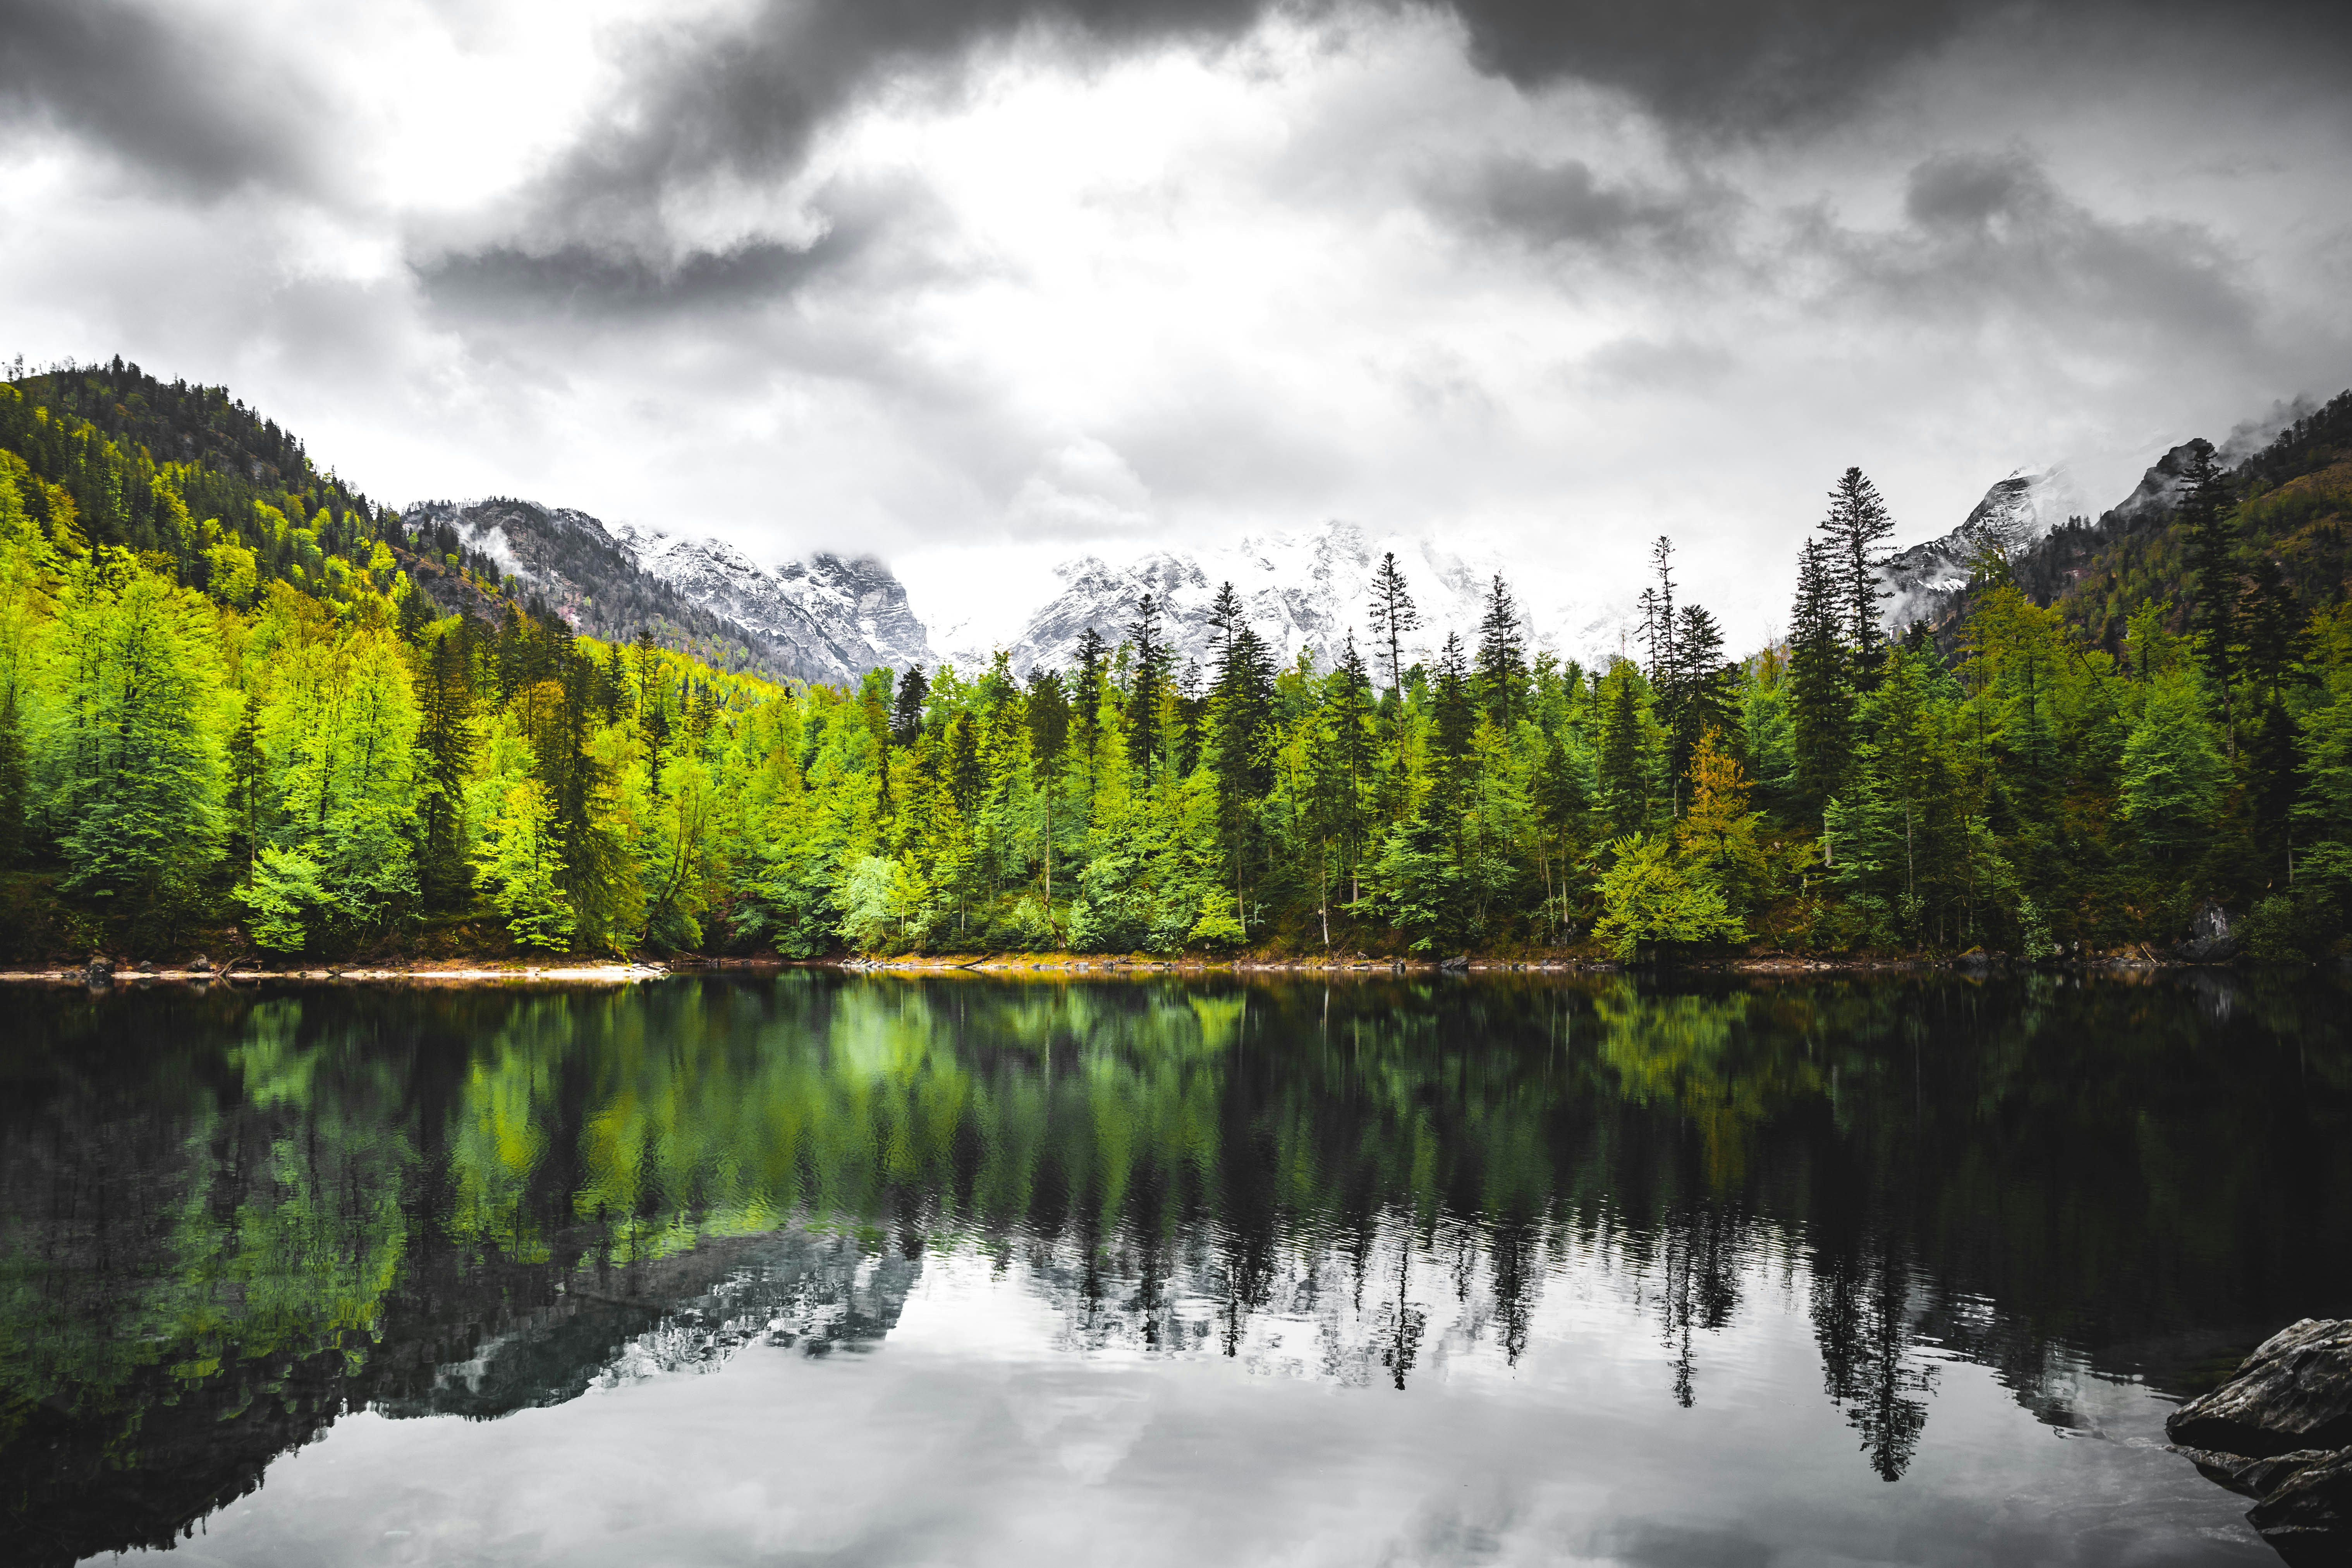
[2169,1319,2352,1563]
[2178,899,2238,963]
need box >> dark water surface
[5,972,2350,1566]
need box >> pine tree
[1596,661,1649,836]
[2180,438,2240,752]
[1367,551,1421,695]
[892,664,930,746]
[1664,603,1737,814]
[1319,634,1377,903]
[1475,574,1529,730]
[1788,538,1854,819]
[416,632,476,912]
[1639,535,1676,684]
[1025,667,1070,767]
[1125,594,1171,770]
[1820,467,1896,686]
[1431,633,1477,782]
[1072,627,1110,743]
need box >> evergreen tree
[1788,538,1854,818]
[2180,438,2240,752]
[1431,634,1477,783]
[1025,667,1070,767]
[1638,535,1676,684]
[416,632,477,912]
[1367,551,1421,695]
[1662,603,1737,814]
[1072,627,1110,744]
[1318,635,1377,903]
[1475,574,1529,730]
[1125,594,1171,770]
[892,665,930,746]
[1820,467,1896,686]
[2120,669,2227,865]
[1596,660,1651,836]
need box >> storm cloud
[0,0,335,196]
[3,0,2349,649]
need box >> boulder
[2169,1320,2352,1457]
[2177,898,2237,962]
[188,955,214,974]
[84,954,114,984]
[2175,1445,2342,1501]
[2249,1450,2352,1566]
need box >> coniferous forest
[5,359,2352,966]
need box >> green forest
[4,358,2352,964]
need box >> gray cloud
[525,0,1273,236]
[1436,155,1738,256]
[438,0,2352,316]
[0,0,329,196]
[1849,148,2256,346]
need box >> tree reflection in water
[2,970,2348,1564]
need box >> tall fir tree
[1431,633,1478,783]
[891,665,930,746]
[1820,467,1896,687]
[1788,538,1854,819]
[416,632,477,912]
[2180,437,2240,753]
[1367,551,1421,695]
[1125,593,1172,770]
[1475,574,1529,730]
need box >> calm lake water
[4,972,2349,1567]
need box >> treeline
[3,364,2351,961]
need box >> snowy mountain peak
[942,519,1630,680]
[400,498,931,685]
[1878,466,2079,632]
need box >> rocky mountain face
[1876,467,2081,633]
[1881,393,2335,643]
[399,498,933,685]
[611,521,933,684]
[940,520,1634,680]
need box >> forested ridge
[5,359,2352,964]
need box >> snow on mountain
[940,520,1633,680]
[1876,467,2082,633]
[400,498,932,685]
[610,522,934,683]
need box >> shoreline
[0,951,2257,985]
[0,960,681,986]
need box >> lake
[4,972,2348,1566]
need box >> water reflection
[1,972,2347,1565]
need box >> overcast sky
[4,0,2348,648]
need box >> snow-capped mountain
[938,521,1632,681]
[399,498,933,685]
[610,522,933,682]
[1876,467,2081,632]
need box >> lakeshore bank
[0,947,2290,985]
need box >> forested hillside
[4,361,2352,965]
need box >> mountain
[610,522,933,680]
[399,498,933,685]
[1877,467,2081,633]
[1904,388,2352,653]
[939,520,1634,680]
